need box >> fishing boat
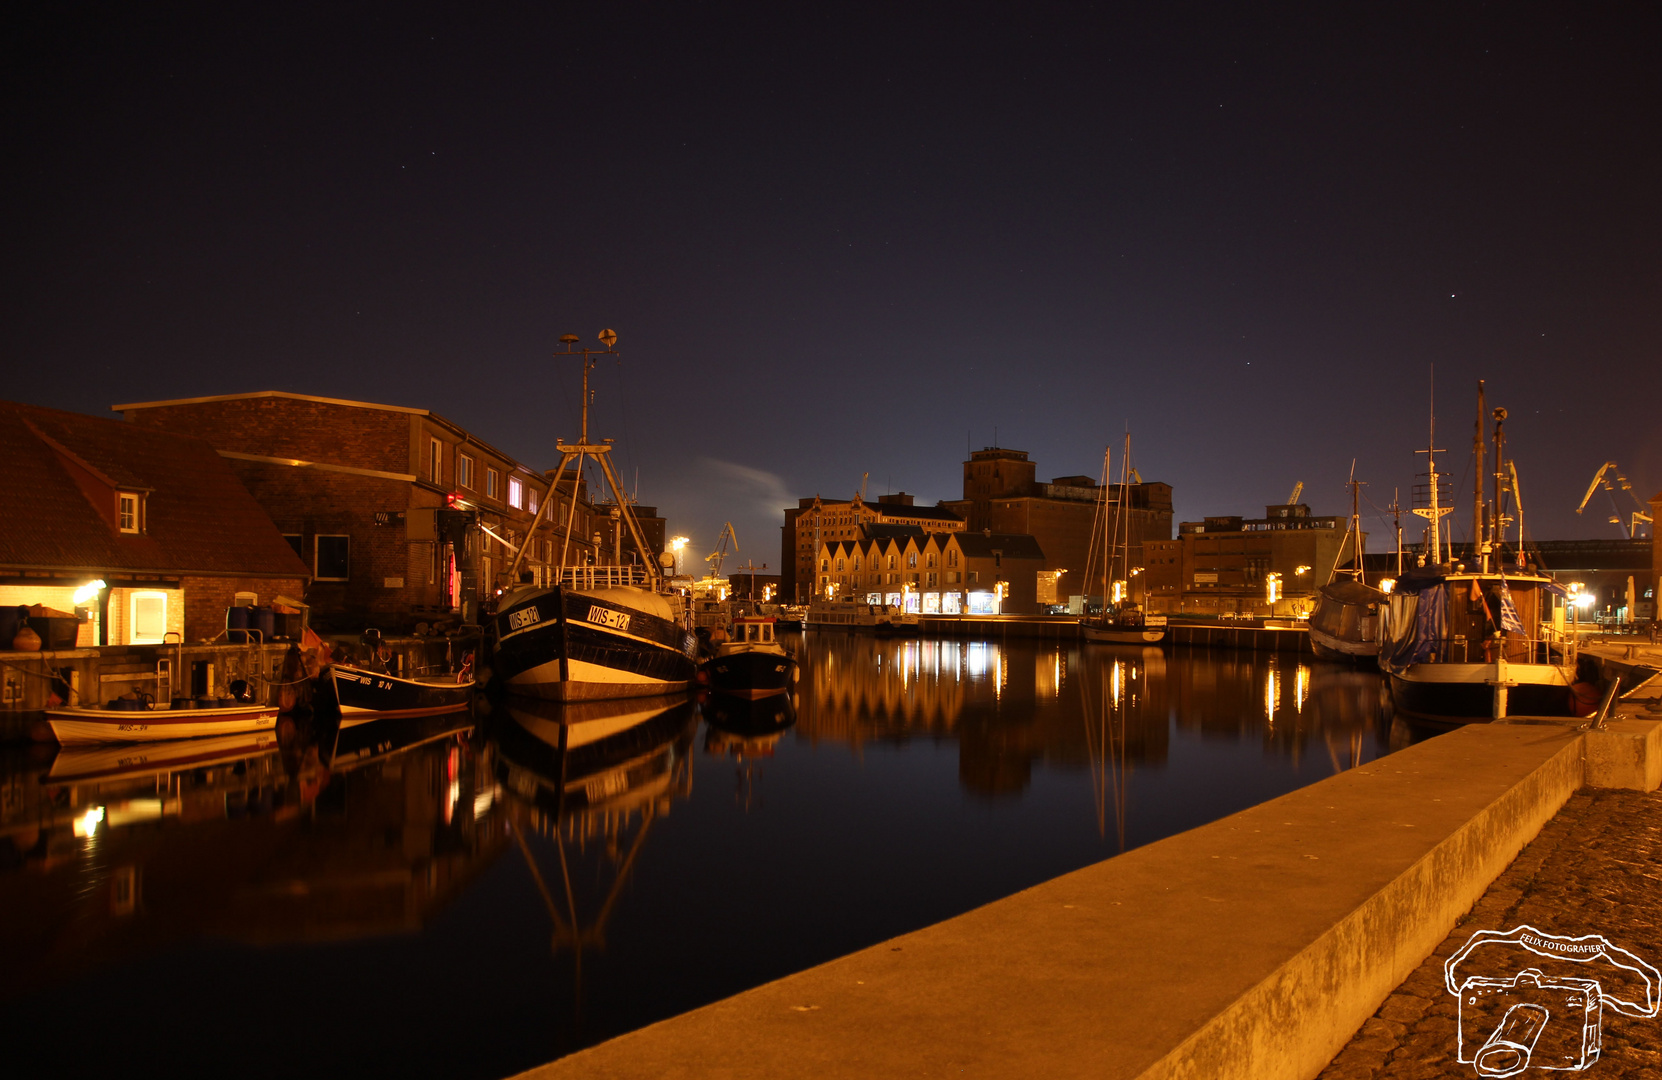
[1377,381,1573,723]
[805,598,893,630]
[488,333,698,701]
[326,662,475,727]
[702,615,798,699]
[46,701,280,745]
[1081,434,1168,645]
[1309,471,1386,663]
[493,694,697,816]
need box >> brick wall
[180,575,305,641]
[125,397,416,474]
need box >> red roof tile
[0,401,310,579]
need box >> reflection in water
[795,636,1391,805]
[703,691,797,812]
[491,694,697,1029]
[0,638,1407,1080]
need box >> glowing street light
[669,536,689,576]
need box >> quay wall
[516,719,1661,1080]
[912,615,1314,652]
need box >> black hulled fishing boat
[702,614,798,699]
[488,332,697,702]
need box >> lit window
[927,552,937,568]
[458,453,474,489]
[129,590,168,644]
[908,552,917,568]
[117,492,140,534]
[509,477,523,509]
[430,439,443,483]
[486,468,500,499]
[316,535,350,581]
[527,488,538,514]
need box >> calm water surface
[1,636,1409,1078]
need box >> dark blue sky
[5,3,1659,566]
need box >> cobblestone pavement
[1318,788,1662,1080]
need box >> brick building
[119,392,644,629]
[940,447,1173,605]
[814,529,1047,614]
[781,492,965,603]
[1145,502,1347,617]
[0,401,308,645]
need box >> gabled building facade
[814,530,1046,614]
[782,492,965,603]
[0,401,309,644]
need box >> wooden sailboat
[488,332,698,701]
[1080,434,1167,644]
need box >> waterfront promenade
[515,689,1662,1080]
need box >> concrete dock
[513,671,1662,1080]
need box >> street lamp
[670,536,689,576]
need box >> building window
[853,556,861,572]
[927,552,937,568]
[836,557,845,572]
[821,558,829,572]
[458,453,474,489]
[486,468,500,499]
[887,554,896,570]
[927,571,938,587]
[430,439,443,483]
[907,552,917,568]
[117,492,140,533]
[509,476,524,509]
[129,590,168,644]
[968,571,979,584]
[947,549,958,567]
[282,534,303,558]
[527,487,538,514]
[316,534,350,581]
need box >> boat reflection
[702,691,797,811]
[492,694,696,1007]
[0,708,499,995]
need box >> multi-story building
[1150,502,1347,617]
[0,400,308,645]
[119,391,649,629]
[814,529,1046,614]
[940,447,1173,605]
[781,492,965,603]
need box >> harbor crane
[706,522,738,578]
[1575,462,1653,539]
[1286,481,1303,506]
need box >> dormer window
[118,492,140,534]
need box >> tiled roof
[0,401,311,578]
[946,532,1047,561]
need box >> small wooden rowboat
[46,702,280,745]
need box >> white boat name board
[507,607,541,631]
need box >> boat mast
[1473,380,1487,573]
[1412,373,1450,567]
[505,330,662,589]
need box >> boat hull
[1309,625,1380,663]
[703,648,797,699]
[46,705,280,745]
[1387,662,1571,725]
[329,664,474,726]
[492,586,698,701]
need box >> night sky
[5,3,1659,566]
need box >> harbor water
[0,636,1409,1079]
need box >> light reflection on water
[0,637,1401,1079]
